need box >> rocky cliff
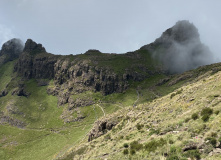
[3,20,215,108]
[13,40,159,108]
[0,38,24,65]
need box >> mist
[0,0,221,61]
[149,21,215,74]
[153,39,214,74]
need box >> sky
[0,0,221,59]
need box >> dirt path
[97,104,106,117]
[149,89,160,98]
[133,89,140,106]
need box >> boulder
[88,116,121,142]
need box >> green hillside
[60,64,221,160]
[0,21,220,160]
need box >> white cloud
[0,0,221,59]
[0,24,16,46]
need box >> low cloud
[150,21,215,74]
[0,24,16,47]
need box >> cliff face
[53,58,128,94]
[4,20,214,107]
[14,39,57,79]
[14,40,155,107]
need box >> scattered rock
[183,143,198,152]
[209,148,221,157]
[11,87,30,97]
[156,77,170,86]
[0,115,25,128]
[37,79,49,86]
[88,116,121,142]
[0,89,8,97]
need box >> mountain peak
[23,39,46,54]
[0,38,24,56]
[141,20,213,74]
[156,20,200,45]
[0,38,24,65]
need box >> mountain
[0,20,219,160]
[0,38,24,66]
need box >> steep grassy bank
[60,68,221,160]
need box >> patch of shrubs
[191,113,199,120]
[170,89,183,99]
[136,123,144,130]
[201,114,210,122]
[130,141,143,151]
[205,137,217,147]
[123,143,129,148]
[201,108,213,122]
[201,108,213,116]
[144,138,166,153]
[185,117,191,123]
[130,149,136,155]
[149,128,160,135]
[215,110,220,115]
[218,137,221,148]
[123,149,129,155]
[166,146,179,160]
[75,146,87,155]
[183,149,201,160]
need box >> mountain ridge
[0,20,219,160]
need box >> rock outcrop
[0,112,25,128]
[88,116,122,141]
[0,38,24,65]
[14,52,57,79]
[14,39,57,79]
[14,39,158,107]
[23,39,46,53]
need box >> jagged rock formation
[14,40,159,107]
[14,39,57,79]
[88,115,122,142]
[14,52,57,79]
[0,38,24,65]
[141,20,214,73]
[23,39,46,53]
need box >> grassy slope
[1,58,220,159]
[62,70,221,160]
[0,57,174,160]
[0,61,100,160]
[0,61,14,91]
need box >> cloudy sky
[0,0,221,59]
